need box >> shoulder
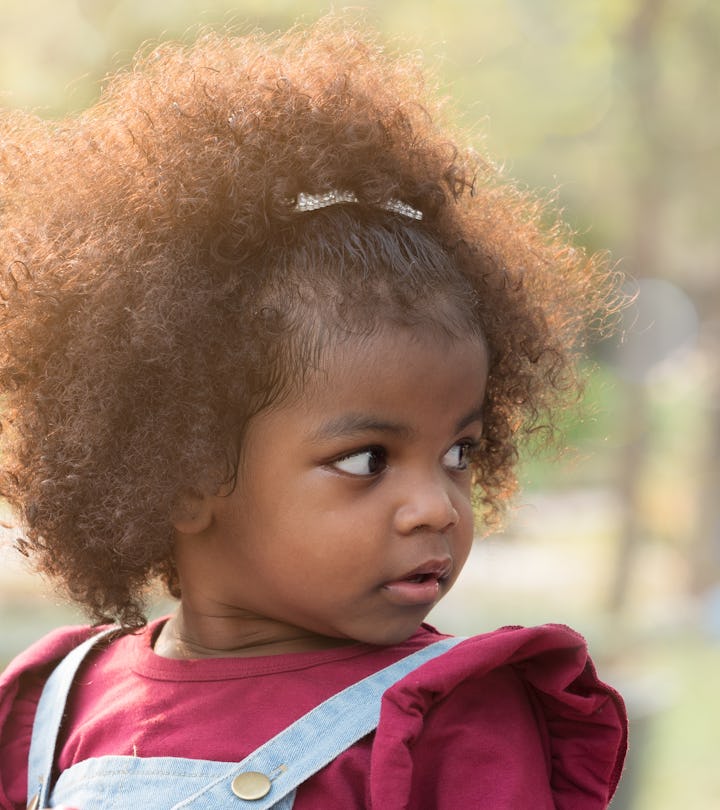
[0,625,98,810]
[371,624,627,810]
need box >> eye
[331,446,388,477]
[442,441,476,472]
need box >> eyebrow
[309,403,484,444]
[455,404,485,433]
[309,414,413,443]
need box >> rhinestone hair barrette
[293,190,423,221]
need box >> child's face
[179,327,488,649]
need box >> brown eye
[442,441,474,471]
[332,447,387,476]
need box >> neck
[153,606,356,659]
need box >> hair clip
[293,190,423,220]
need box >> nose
[393,473,460,535]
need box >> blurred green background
[1,1,718,807]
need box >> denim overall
[27,629,464,809]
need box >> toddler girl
[0,17,626,810]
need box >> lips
[381,559,452,607]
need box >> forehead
[293,327,489,419]
[238,326,489,468]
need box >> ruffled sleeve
[370,624,627,810]
[0,626,96,810]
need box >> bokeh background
[1,1,718,807]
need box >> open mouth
[402,572,441,584]
[400,559,452,584]
[381,561,452,606]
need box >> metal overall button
[231,771,272,800]
[26,795,39,810]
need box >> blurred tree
[608,0,667,612]
[605,0,720,608]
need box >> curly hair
[0,17,620,628]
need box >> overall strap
[173,635,466,809]
[27,627,118,808]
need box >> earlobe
[171,490,214,535]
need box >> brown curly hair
[0,17,620,628]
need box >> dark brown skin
[0,17,622,629]
[155,328,488,657]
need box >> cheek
[457,494,476,545]
[281,502,384,576]
[453,475,475,513]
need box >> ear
[171,489,214,535]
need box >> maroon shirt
[0,619,626,809]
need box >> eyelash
[329,440,479,478]
[443,439,478,472]
[330,446,387,477]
